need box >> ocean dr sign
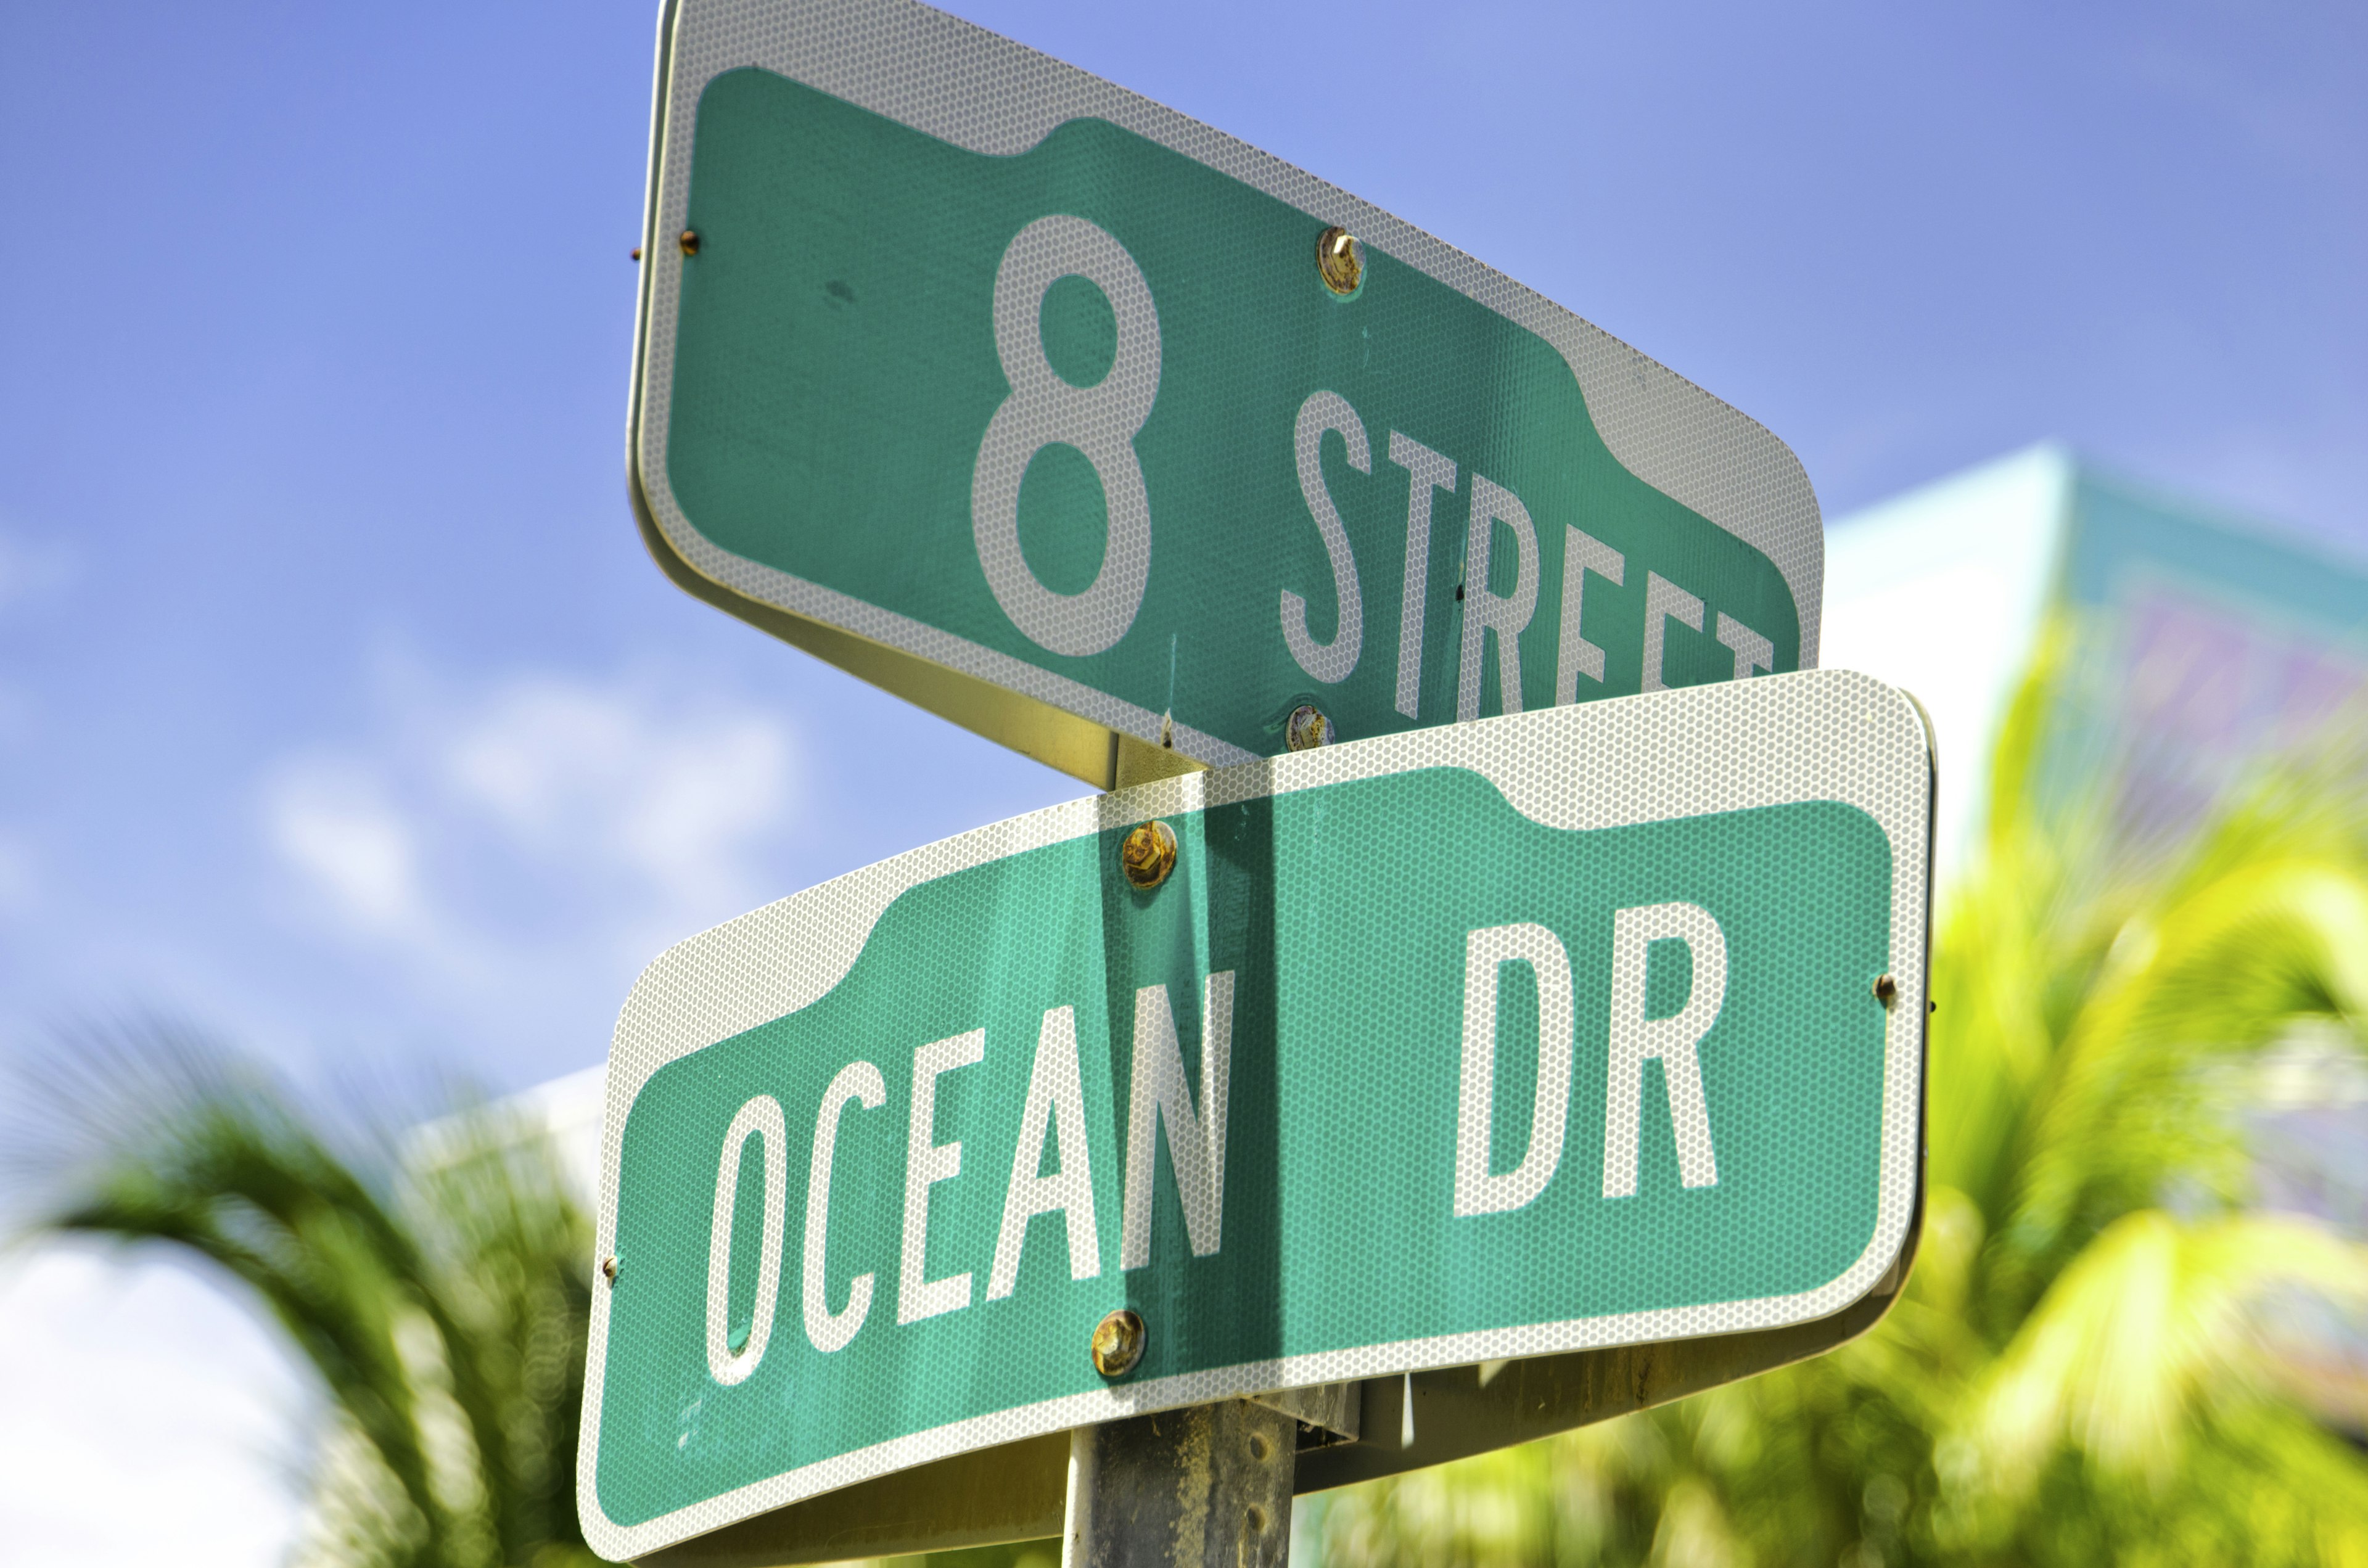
[578,670,1930,1559]
[628,0,1825,787]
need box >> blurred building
[1825,443,2368,1430]
[1823,443,2368,883]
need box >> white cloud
[441,674,794,914]
[266,766,428,937]
[258,661,804,1019]
[0,1243,306,1568]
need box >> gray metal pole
[1061,1400,1296,1567]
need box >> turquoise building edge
[1823,442,2368,1430]
[1825,442,2368,885]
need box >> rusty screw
[1872,974,1898,1007]
[1316,226,1362,295]
[1286,704,1331,752]
[678,229,701,258]
[1120,819,1177,891]
[1091,1308,1146,1377]
[602,1256,619,1283]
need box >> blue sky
[0,0,2360,1102]
[0,2,2361,1562]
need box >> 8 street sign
[629,0,1825,788]
[578,670,1933,1561]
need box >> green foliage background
[1316,641,2368,1566]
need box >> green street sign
[578,670,1932,1561]
[628,0,1825,790]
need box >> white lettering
[1120,972,1235,1268]
[1642,572,1705,692]
[705,1095,788,1385]
[1716,612,1774,680]
[1283,390,1370,684]
[971,216,1160,657]
[1554,527,1626,704]
[802,1061,885,1354]
[988,1006,1103,1300]
[1386,432,1458,719]
[898,1030,985,1324]
[1457,476,1541,720]
[1454,924,1576,1217]
[1603,903,1728,1197]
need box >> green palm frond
[4,1022,598,1568]
[1986,855,2368,1304]
[1976,1209,2368,1484]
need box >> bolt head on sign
[577,670,1934,1562]
[627,0,1825,790]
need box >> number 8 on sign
[971,216,1162,658]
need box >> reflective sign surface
[630,0,1825,786]
[580,670,1930,1559]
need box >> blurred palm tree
[1322,641,2368,1566]
[6,1034,598,1568]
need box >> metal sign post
[1064,1401,1298,1567]
[627,0,1825,790]
[578,670,1934,1563]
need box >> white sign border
[580,668,1933,1559]
[625,0,1825,770]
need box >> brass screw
[678,229,701,258]
[1286,704,1331,752]
[1091,1308,1146,1377]
[602,1256,619,1283]
[1316,226,1362,295]
[1872,974,1898,1007]
[1120,820,1177,891]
